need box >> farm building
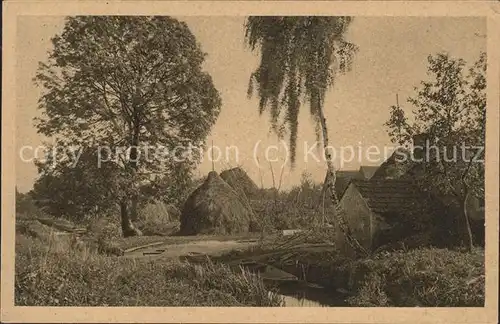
[370,136,485,247]
[334,165,380,199]
[336,133,485,253]
[335,179,442,254]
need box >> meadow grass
[15,229,283,306]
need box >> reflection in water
[274,283,348,307]
[280,294,326,307]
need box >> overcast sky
[15,16,486,192]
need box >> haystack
[220,167,259,198]
[180,171,255,235]
[138,200,180,222]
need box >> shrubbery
[343,248,485,307]
[249,171,335,232]
[15,189,48,220]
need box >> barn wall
[336,184,373,255]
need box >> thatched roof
[179,171,255,235]
[220,167,259,198]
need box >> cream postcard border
[2,1,499,323]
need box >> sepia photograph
[2,1,499,323]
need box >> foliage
[345,248,484,307]
[140,167,200,209]
[245,16,357,165]
[16,189,47,220]
[385,52,485,198]
[34,16,221,232]
[32,148,120,222]
[16,219,56,242]
[385,52,486,250]
[244,17,369,256]
[251,199,321,231]
[249,172,335,232]
[286,170,330,209]
[219,236,484,307]
[86,215,123,241]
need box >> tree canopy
[33,17,222,231]
[245,16,357,166]
[385,52,486,250]
[32,147,120,221]
[386,52,485,199]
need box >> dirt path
[123,238,259,259]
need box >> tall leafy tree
[35,16,222,236]
[244,16,367,254]
[16,187,45,218]
[385,52,486,251]
[32,147,120,222]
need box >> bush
[16,219,54,242]
[250,198,332,232]
[86,216,122,241]
[16,190,50,222]
[345,248,485,307]
[249,171,336,232]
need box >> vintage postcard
[2,0,499,323]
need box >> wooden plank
[123,241,165,253]
[143,251,162,256]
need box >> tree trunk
[130,197,139,221]
[129,124,140,222]
[461,191,474,252]
[321,181,326,225]
[120,200,142,237]
[318,108,368,257]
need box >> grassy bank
[15,232,283,306]
[344,248,484,307]
[217,230,485,307]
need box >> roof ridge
[352,178,415,183]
